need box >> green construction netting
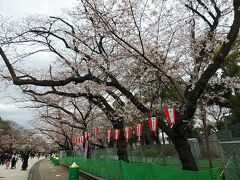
[61,157,221,180]
[227,160,240,180]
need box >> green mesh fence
[219,140,240,180]
[61,156,221,180]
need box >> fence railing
[219,140,240,180]
[61,141,223,170]
[59,138,240,179]
[61,156,221,180]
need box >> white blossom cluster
[209,76,240,89]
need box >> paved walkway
[39,160,73,180]
[0,157,43,180]
[39,160,68,180]
[0,158,87,180]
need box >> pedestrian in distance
[21,151,29,170]
[5,153,12,170]
[11,156,17,169]
[37,153,41,159]
[0,153,5,165]
[15,156,19,168]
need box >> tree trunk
[116,135,129,162]
[83,140,91,158]
[65,137,73,151]
[200,99,213,168]
[113,120,129,162]
[172,134,198,171]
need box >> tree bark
[113,120,129,162]
[172,135,198,171]
[200,99,213,168]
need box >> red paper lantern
[81,135,85,143]
[94,128,98,140]
[148,117,159,136]
[114,129,120,143]
[84,132,89,139]
[124,127,131,142]
[106,130,112,143]
[72,137,76,143]
[164,108,176,127]
[134,124,142,141]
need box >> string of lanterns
[72,108,176,144]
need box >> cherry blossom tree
[22,90,106,151]
[22,86,138,161]
[0,118,48,153]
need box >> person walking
[21,151,29,170]
[11,156,17,169]
[15,156,19,168]
[5,153,12,170]
[0,153,5,165]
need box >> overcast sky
[0,0,77,126]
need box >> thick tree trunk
[65,137,73,151]
[172,134,198,171]
[116,136,129,162]
[113,120,129,162]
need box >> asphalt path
[28,159,87,180]
[0,157,42,180]
[1,158,88,180]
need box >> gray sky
[0,0,77,17]
[0,0,77,126]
